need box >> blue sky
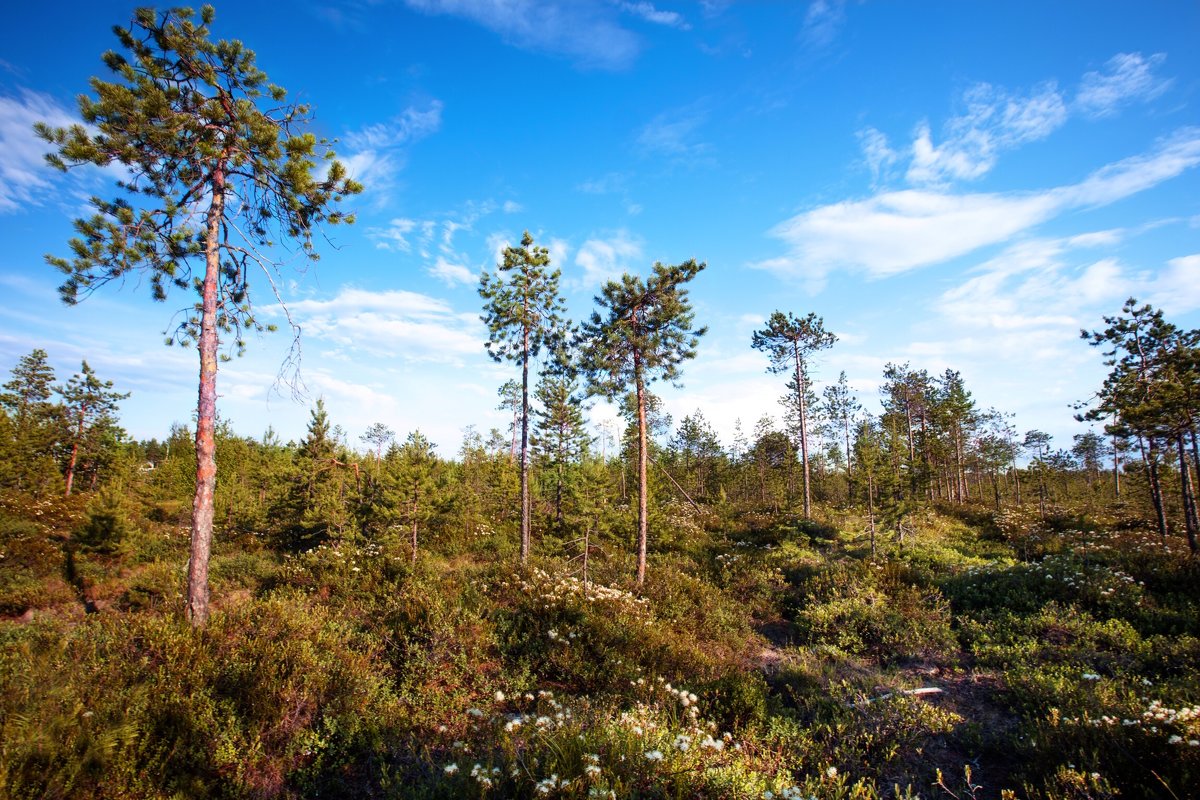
[1,1,1198,455]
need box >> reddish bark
[186,169,224,627]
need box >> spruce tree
[39,6,361,625]
[479,232,566,563]
[580,260,706,585]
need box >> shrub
[792,561,957,665]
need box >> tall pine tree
[479,231,566,563]
[39,6,360,625]
[580,260,706,585]
[751,312,837,519]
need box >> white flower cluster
[762,787,814,800]
[497,568,650,617]
[499,690,574,733]
[534,773,571,794]
[1142,699,1200,729]
[470,763,501,788]
[1061,697,1200,742]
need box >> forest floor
[2,490,1199,799]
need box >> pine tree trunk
[794,344,811,519]
[1139,435,1169,545]
[843,418,854,504]
[1112,431,1122,499]
[1178,433,1199,554]
[635,364,649,586]
[519,327,531,563]
[867,470,876,557]
[64,408,84,497]
[187,172,224,628]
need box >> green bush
[0,597,404,799]
[73,491,129,553]
[792,561,957,665]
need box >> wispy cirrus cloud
[1075,52,1171,119]
[401,0,642,70]
[636,105,712,164]
[857,126,899,186]
[0,89,91,213]
[620,2,689,30]
[285,287,483,362]
[754,128,1200,289]
[906,81,1068,185]
[801,0,846,49]
[857,52,1173,190]
[341,100,443,199]
[343,102,443,152]
[368,198,524,286]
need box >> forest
[2,5,1199,800]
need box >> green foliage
[1,391,1199,800]
[580,259,707,583]
[0,350,65,496]
[792,560,958,665]
[0,598,401,799]
[39,6,361,335]
[73,489,130,553]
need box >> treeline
[8,294,1195,566]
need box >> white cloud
[802,0,846,49]
[1075,52,1171,118]
[1060,127,1200,207]
[574,231,643,287]
[0,89,85,213]
[343,102,443,151]
[1150,254,1200,315]
[857,126,898,185]
[428,256,475,287]
[485,231,512,266]
[577,172,627,194]
[286,288,484,364]
[637,107,711,160]
[341,101,442,196]
[910,232,1200,444]
[546,237,571,273]
[502,199,523,213]
[755,128,1200,287]
[863,53,1173,192]
[369,217,421,252]
[759,189,1061,288]
[402,0,642,69]
[305,370,401,416]
[620,2,689,30]
[906,82,1067,185]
